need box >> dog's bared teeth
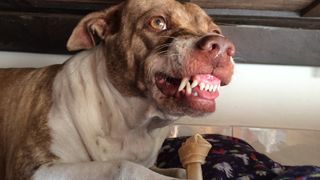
[191,80,199,88]
[178,77,190,92]
[209,85,214,92]
[199,82,205,91]
[186,82,192,95]
[212,85,218,92]
[205,84,210,91]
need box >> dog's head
[67,0,235,117]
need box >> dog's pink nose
[196,35,235,57]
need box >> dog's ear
[67,3,123,51]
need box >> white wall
[0,51,67,68]
[179,63,320,131]
[1,51,320,130]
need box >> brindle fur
[0,66,61,179]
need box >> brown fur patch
[0,65,61,179]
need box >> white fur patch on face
[146,38,197,81]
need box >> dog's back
[0,65,61,179]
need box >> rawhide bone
[178,134,212,180]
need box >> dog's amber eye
[150,17,167,31]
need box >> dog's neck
[48,45,175,165]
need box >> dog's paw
[150,166,186,179]
[168,168,187,179]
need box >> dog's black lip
[155,72,181,97]
[155,72,181,85]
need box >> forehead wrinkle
[130,3,177,24]
[123,0,169,23]
[188,5,211,32]
[126,0,180,14]
[170,4,211,35]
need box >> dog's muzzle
[154,34,235,113]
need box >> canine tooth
[200,82,205,91]
[178,77,189,91]
[186,82,192,95]
[193,92,198,97]
[191,80,199,88]
[212,85,218,92]
[205,84,210,91]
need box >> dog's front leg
[150,166,186,179]
[33,160,182,180]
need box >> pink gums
[191,74,221,100]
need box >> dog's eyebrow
[138,5,170,18]
[170,28,203,38]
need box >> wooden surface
[0,12,79,54]
[302,1,320,17]
[0,0,317,14]
[192,0,314,12]
[209,9,320,29]
[1,0,320,66]
[222,26,320,67]
[0,0,118,12]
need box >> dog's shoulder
[0,64,61,87]
[0,64,62,180]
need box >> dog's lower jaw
[48,45,171,167]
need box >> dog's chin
[153,91,217,117]
[184,96,217,114]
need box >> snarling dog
[0,0,235,179]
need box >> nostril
[197,35,219,51]
[226,45,235,57]
[211,43,219,51]
[197,35,235,57]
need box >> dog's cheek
[137,80,147,92]
[149,82,188,116]
[152,91,184,116]
[130,35,154,93]
[131,35,150,60]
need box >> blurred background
[0,0,319,166]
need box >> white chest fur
[48,47,171,167]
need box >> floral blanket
[156,134,320,180]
